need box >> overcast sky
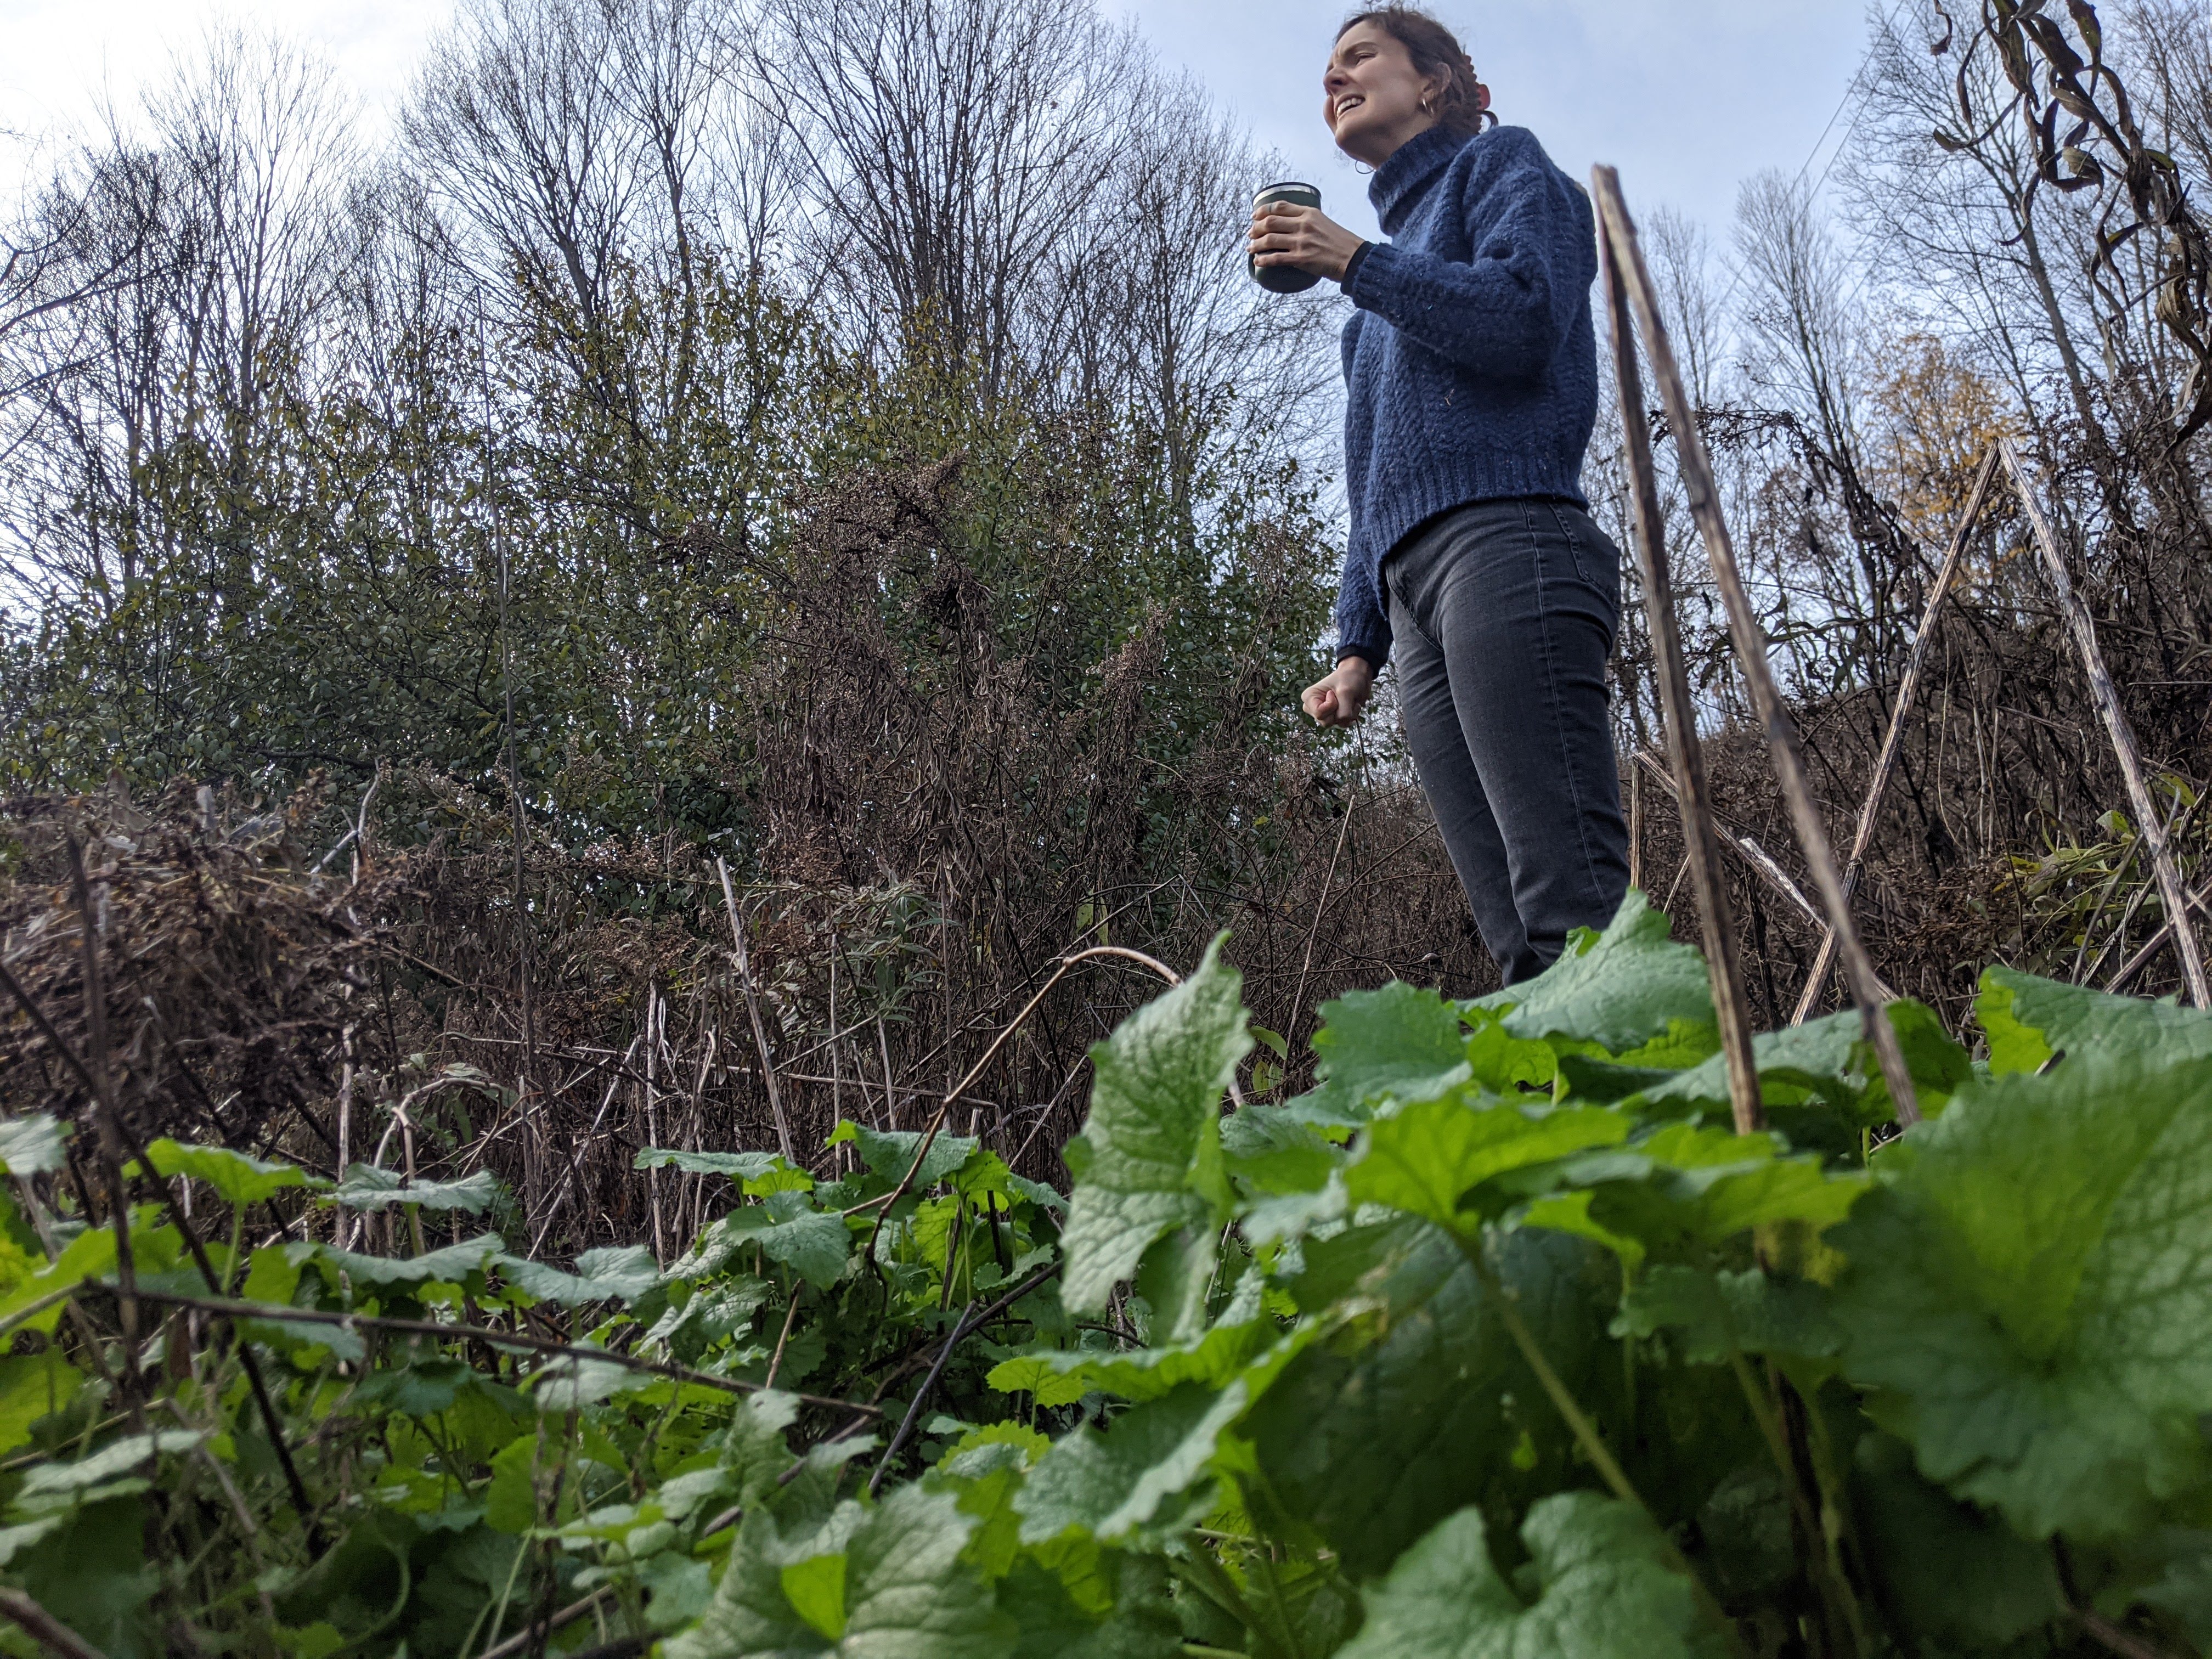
[0,0,1889,240]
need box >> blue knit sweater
[1335,122,1600,667]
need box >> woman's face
[1324,22,1443,166]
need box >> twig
[870,1299,981,1498]
[2106,873,2212,994]
[66,839,142,1362]
[476,1589,613,1659]
[1791,449,2000,1023]
[867,1261,1062,1400]
[2001,435,2210,1007]
[105,1105,323,1546]
[2076,1608,2185,1659]
[1596,168,1920,1126]
[1634,753,1899,1001]
[848,945,1180,1257]
[83,1285,879,1417]
[1008,1057,1091,1172]
[644,987,667,1262]
[717,860,797,1164]
[1599,216,1763,1136]
[529,1034,645,1257]
[763,1287,804,1391]
[1288,788,1357,1051]
[0,1589,105,1659]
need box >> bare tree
[753,0,1140,393]
[4,31,355,609]
[405,0,642,374]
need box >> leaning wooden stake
[1791,449,2001,1024]
[1594,167,1921,1125]
[1599,211,1764,1135]
[1998,436,2211,1008]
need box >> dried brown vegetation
[8,0,2212,1257]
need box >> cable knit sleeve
[1344,129,1594,381]
[1334,557,1391,668]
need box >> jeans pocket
[1545,501,1620,604]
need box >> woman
[1248,5,1629,986]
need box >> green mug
[1251,181,1323,294]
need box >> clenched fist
[1302,656,1376,727]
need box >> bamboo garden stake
[1594,166,1922,1125]
[1598,211,1764,1135]
[1998,436,2211,1008]
[1790,449,2002,1024]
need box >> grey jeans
[1383,498,1631,985]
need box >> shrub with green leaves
[1,890,2208,1658]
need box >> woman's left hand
[1248,203,1365,284]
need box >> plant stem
[1458,1235,1743,1652]
[0,1587,105,1659]
[1457,1236,1644,1511]
[1729,1352,1864,1658]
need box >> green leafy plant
[2,891,2209,1658]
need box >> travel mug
[1250,181,1324,294]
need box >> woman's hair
[1335,7,1496,136]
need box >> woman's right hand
[1302,657,1376,727]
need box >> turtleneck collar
[1368,124,1473,237]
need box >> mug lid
[1253,180,1321,199]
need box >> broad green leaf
[1334,1493,1731,1659]
[1626,1001,1965,1132]
[0,1351,84,1458]
[501,1244,662,1306]
[1832,1050,2212,1539]
[240,1242,312,1306]
[988,1279,1271,1406]
[782,1554,847,1638]
[313,1232,505,1289]
[526,1355,650,1410]
[0,1115,68,1177]
[1517,1124,1865,1266]
[1850,1432,2064,1648]
[1474,890,1714,1054]
[132,1139,324,1204]
[330,1163,500,1214]
[7,1494,156,1658]
[647,1276,772,1361]
[1248,1223,1611,1578]
[1345,1096,1627,1230]
[1287,982,1470,1128]
[827,1123,979,1189]
[485,1436,544,1533]
[1004,1172,1066,1212]
[717,1201,851,1290]
[20,1429,204,1497]
[0,1227,116,1334]
[667,1481,1013,1658]
[1978,964,2212,1075]
[637,1148,783,1178]
[996,1552,1181,1659]
[1059,936,1250,1314]
[1612,1266,1842,1364]
[2113,1532,2212,1651]
[640,1148,814,1195]
[718,1390,802,1514]
[1218,1105,1337,1195]
[1016,1381,1249,1546]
